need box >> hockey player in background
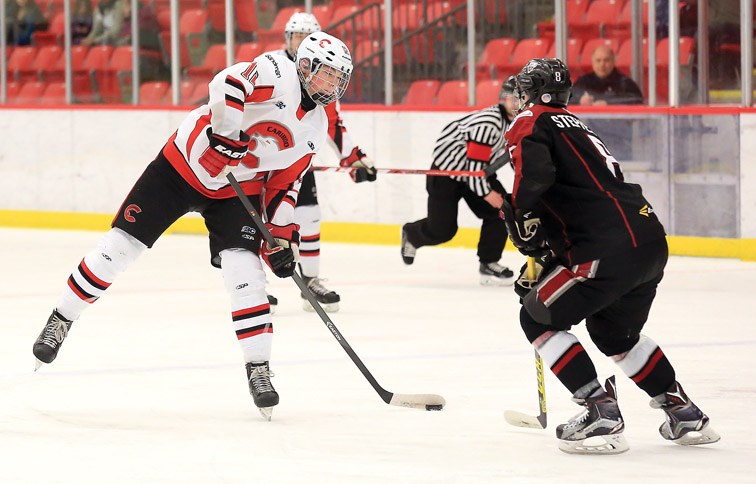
[502,58,719,454]
[401,76,517,285]
[32,31,353,420]
[264,12,377,313]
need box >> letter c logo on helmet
[319,38,332,48]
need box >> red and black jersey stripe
[225,75,246,96]
[225,94,244,111]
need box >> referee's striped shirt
[432,105,507,197]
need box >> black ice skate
[479,262,514,286]
[246,361,279,421]
[401,225,416,265]
[266,293,278,315]
[556,376,629,455]
[33,309,73,370]
[301,276,340,312]
[650,381,720,445]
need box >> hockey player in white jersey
[32,31,353,420]
[263,11,377,313]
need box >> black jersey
[504,104,666,265]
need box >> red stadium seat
[32,12,65,46]
[6,80,21,100]
[7,46,37,81]
[44,45,88,82]
[18,45,62,82]
[475,79,502,106]
[14,81,46,104]
[615,37,649,74]
[329,5,362,40]
[257,7,303,45]
[497,38,551,78]
[312,4,333,28]
[570,0,624,42]
[474,37,516,81]
[208,1,226,33]
[94,45,134,103]
[546,38,584,76]
[436,80,468,106]
[186,44,228,82]
[537,0,590,39]
[41,82,66,104]
[180,9,209,65]
[604,0,649,41]
[159,31,191,70]
[402,79,441,105]
[140,81,170,105]
[235,0,260,37]
[236,42,264,62]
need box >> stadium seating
[436,80,468,106]
[402,79,441,105]
[474,38,516,81]
[475,79,502,106]
[41,82,66,104]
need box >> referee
[401,77,517,285]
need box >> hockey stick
[503,257,548,429]
[226,173,446,411]
[311,151,511,178]
[311,166,487,177]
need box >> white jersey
[163,52,328,224]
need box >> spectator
[116,0,159,49]
[571,45,644,105]
[5,0,46,46]
[72,0,94,45]
[81,0,123,46]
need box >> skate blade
[558,434,629,455]
[34,358,44,371]
[672,425,721,446]
[258,407,274,421]
[479,275,514,286]
[302,300,339,313]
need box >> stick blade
[389,393,446,411]
[503,410,546,429]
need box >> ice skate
[301,276,340,312]
[479,262,514,286]
[556,376,629,455]
[33,310,73,370]
[246,361,279,421]
[266,293,278,315]
[401,225,416,265]
[650,381,720,446]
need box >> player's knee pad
[294,204,321,237]
[587,320,641,356]
[520,305,564,343]
[220,248,267,297]
[90,227,147,277]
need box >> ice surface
[1,228,754,483]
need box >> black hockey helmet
[515,58,571,110]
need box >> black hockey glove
[514,252,555,299]
[340,148,377,183]
[500,198,548,257]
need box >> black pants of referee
[403,175,507,264]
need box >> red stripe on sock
[236,326,273,340]
[80,259,111,288]
[632,348,664,383]
[551,344,584,375]
[232,303,270,318]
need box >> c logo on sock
[124,204,142,222]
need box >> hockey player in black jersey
[502,58,719,454]
[402,76,517,285]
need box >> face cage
[300,62,350,106]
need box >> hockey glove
[198,129,250,178]
[340,149,377,183]
[261,223,301,278]
[514,252,555,299]
[499,198,548,257]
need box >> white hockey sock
[55,228,146,321]
[610,334,660,379]
[294,204,321,278]
[221,248,272,362]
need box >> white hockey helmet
[296,31,352,106]
[284,12,321,57]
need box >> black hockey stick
[226,173,446,411]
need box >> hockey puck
[425,404,444,411]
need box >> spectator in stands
[5,0,46,46]
[571,45,643,105]
[72,0,94,45]
[81,0,123,46]
[116,0,159,49]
